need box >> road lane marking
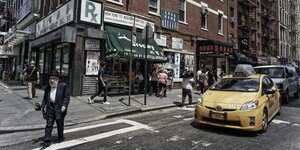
[173,115,184,119]
[34,126,143,150]
[292,124,300,127]
[183,117,194,121]
[272,119,290,124]
[64,120,123,134]
[32,119,152,150]
[0,82,8,89]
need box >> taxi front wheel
[260,108,268,133]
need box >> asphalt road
[1,96,300,150]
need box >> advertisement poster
[174,65,180,78]
[86,51,100,75]
[174,53,180,65]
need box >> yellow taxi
[195,64,281,133]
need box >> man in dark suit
[40,70,70,148]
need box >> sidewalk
[0,80,200,133]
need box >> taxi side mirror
[265,89,275,95]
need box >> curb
[0,104,182,133]
[0,115,108,133]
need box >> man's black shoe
[57,137,65,143]
[40,142,51,148]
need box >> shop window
[166,52,194,78]
[61,47,70,76]
[52,45,70,76]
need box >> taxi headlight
[197,97,203,106]
[240,101,259,111]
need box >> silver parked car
[254,65,299,104]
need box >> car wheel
[260,108,268,133]
[294,86,299,98]
[283,89,289,104]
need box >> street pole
[128,16,136,106]
[144,25,148,106]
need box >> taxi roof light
[233,64,256,77]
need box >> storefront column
[21,41,25,69]
[70,31,85,96]
[225,58,229,74]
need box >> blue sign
[161,10,179,31]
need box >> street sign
[142,22,153,40]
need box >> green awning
[105,26,167,61]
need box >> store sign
[80,0,102,25]
[154,33,167,47]
[172,37,183,50]
[85,38,100,50]
[104,10,155,31]
[36,0,75,37]
[0,45,14,55]
[161,10,179,31]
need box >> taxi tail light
[249,116,255,126]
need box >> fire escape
[237,0,257,54]
[0,0,15,32]
[290,1,298,60]
[261,0,277,56]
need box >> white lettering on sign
[80,0,102,25]
[104,10,155,31]
[85,39,100,51]
[36,0,74,37]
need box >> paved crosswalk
[32,119,153,150]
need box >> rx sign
[80,0,102,25]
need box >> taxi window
[262,78,269,91]
[265,76,274,88]
[210,78,259,92]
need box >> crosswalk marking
[272,119,290,124]
[32,119,152,150]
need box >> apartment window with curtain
[218,13,223,34]
[149,0,160,15]
[179,0,186,22]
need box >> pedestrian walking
[88,61,109,104]
[39,70,70,148]
[135,71,144,93]
[149,66,158,96]
[181,69,194,107]
[207,68,216,87]
[23,60,40,99]
[196,69,207,94]
[157,69,168,97]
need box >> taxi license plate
[211,113,225,120]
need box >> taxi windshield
[210,78,260,92]
[254,67,284,78]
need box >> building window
[201,13,208,29]
[218,13,223,34]
[149,0,160,15]
[179,0,186,22]
[107,0,123,5]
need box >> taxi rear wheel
[260,108,268,133]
